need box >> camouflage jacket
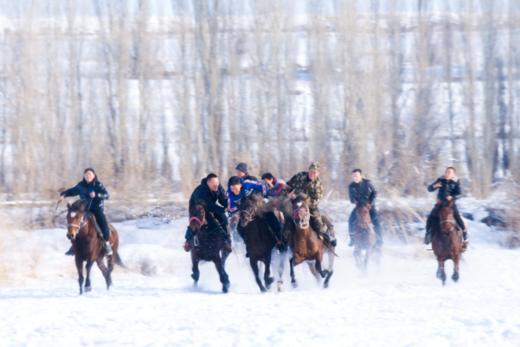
[286,171,323,208]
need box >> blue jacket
[227,179,265,212]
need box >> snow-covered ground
[0,214,519,347]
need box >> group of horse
[61,194,464,295]
[187,193,385,293]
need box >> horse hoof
[191,274,199,282]
[291,281,298,289]
[452,273,459,282]
[265,277,274,287]
[277,281,283,292]
[260,287,267,293]
[222,283,229,293]
[85,286,92,293]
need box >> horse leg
[75,257,84,295]
[96,257,112,290]
[314,257,330,280]
[307,261,321,283]
[452,256,460,282]
[289,257,297,288]
[191,254,200,284]
[323,250,334,289]
[214,257,230,293]
[263,254,274,289]
[276,250,287,292]
[250,258,266,293]
[436,259,447,285]
[84,260,94,292]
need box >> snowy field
[0,214,519,347]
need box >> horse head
[438,200,456,234]
[66,200,88,240]
[189,203,207,233]
[239,192,263,228]
[291,193,310,229]
[356,203,372,229]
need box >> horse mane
[69,200,86,212]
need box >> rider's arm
[367,181,377,204]
[348,184,357,204]
[427,178,441,192]
[61,183,81,198]
[96,182,110,200]
[452,181,462,199]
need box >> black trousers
[90,206,110,241]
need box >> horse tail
[114,251,127,269]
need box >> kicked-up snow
[0,216,519,347]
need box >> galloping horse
[66,201,123,295]
[350,203,378,271]
[432,200,464,285]
[288,194,334,288]
[189,203,231,293]
[238,193,286,292]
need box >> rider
[235,162,259,182]
[424,166,467,245]
[227,176,286,252]
[261,172,286,198]
[184,173,230,252]
[286,162,337,246]
[59,168,112,256]
[348,169,383,247]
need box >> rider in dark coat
[60,168,112,255]
[348,169,382,247]
[184,173,230,251]
[424,167,467,245]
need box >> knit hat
[235,162,249,174]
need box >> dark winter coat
[61,178,110,210]
[189,178,228,216]
[428,177,461,202]
[348,179,377,206]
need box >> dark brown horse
[432,200,464,285]
[288,194,334,288]
[189,203,231,293]
[66,201,123,295]
[351,203,378,271]
[237,193,286,292]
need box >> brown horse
[238,192,287,293]
[432,200,464,285]
[189,203,231,293]
[351,203,379,271]
[288,194,334,288]
[66,201,123,295]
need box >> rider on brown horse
[59,168,113,256]
[348,169,382,247]
[184,173,231,252]
[424,167,467,245]
[286,162,337,247]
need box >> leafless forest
[0,0,519,200]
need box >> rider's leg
[348,209,356,246]
[212,210,232,250]
[424,204,440,245]
[265,211,286,251]
[452,203,467,241]
[310,207,336,246]
[184,226,194,251]
[369,206,383,246]
[91,207,112,255]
